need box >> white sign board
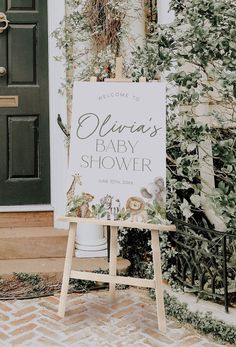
[67,82,166,224]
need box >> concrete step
[0,227,68,260]
[0,257,130,279]
[0,212,53,227]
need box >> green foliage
[130,0,236,233]
[52,0,139,97]
[91,203,107,219]
[67,194,108,218]
[13,272,43,292]
[146,200,167,224]
[164,292,236,344]
[69,278,97,292]
[118,229,177,286]
[14,272,41,286]
[70,269,128,292]
[67,194,84,215]
[211,129,236,230]
[127,0,236,303]
[116,208,130,221]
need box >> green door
[0,0,50,205]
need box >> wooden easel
[57,58,176,333]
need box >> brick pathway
[0,288,231,347]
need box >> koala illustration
[126,196,147,222]
[140,177,165,207]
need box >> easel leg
[151,230,166,333]
[109,226,117,297]
[107,225,111,262]
[58,222,77,317]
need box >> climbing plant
[126,0,236,294]
[52,0,144,97]
[130,0,236,232]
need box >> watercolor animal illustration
[67,173,82,205]
[76,192,94,218]
[140,177,165,207]
[126,196,147,222]
[100,194,113,210]
[100,194,120,219]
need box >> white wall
[122,0,145,63]
[158,0,175,24]
[48,0,68,228]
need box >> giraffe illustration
[67,173,82,205]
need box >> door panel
[0,0,50,205]
[8,115,39,178]
[7,0,36,11]
[8,24,37,85]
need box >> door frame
[47,0,68,228]
[0,0,68,229]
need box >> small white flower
[180,199,193,221]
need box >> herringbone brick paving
[0,288,231,346]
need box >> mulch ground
[0,273,109,300]
[0,274,62,300]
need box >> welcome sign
[67,82,166,224]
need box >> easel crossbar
[70,270,155,288]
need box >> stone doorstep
[0,227,68,259]
[0,256,131,280]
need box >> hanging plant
[52,0,131,90]
[83,0,126,55]
[144,0,157,36]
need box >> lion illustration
[126,196,147,222]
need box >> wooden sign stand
[57,58,176,333]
